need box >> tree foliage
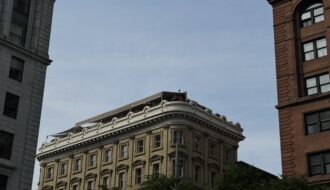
[138,175,194,190]
[215,165,327,190]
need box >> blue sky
[33,0,278,189]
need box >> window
[9,0,31,46]
[305,109,330,135]
[301,3,324,27]
[118,172,125,189]
[308,151,330,176]
[102,176,109,189]
[305,73,330,95]
[225,149,231,163]
[46,166,54,180]
[172,159,184,177]
[0,174,8,190]
[9,57,24,82]
[120,144,128,159]
[135,168,142,185]
[73,158,82,172]
[173,131,183,144]
[194,165,201,183]
[59,162,67,176]
[0,130,14,160]
[152,163,160,176]
[72,184,79,190]
[3,92,20,119]
[104,148,112,163]
[87,180,94,190]
[303,38,327,61]
[136,139,144,153]
[211,171,217,187]
[153,134,161,148]
[88,154,96,167]
[209,142,217,157]
[193,136,200,151]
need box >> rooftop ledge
[37,100,244,157]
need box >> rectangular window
[194,165,201,183]
[305,74,330,95]
[120,144,128,159]
[136,139,144,153]
[135,168,142,185]
[59,162,67,176]
[46,167,54,180]
[0,174,8,190]
[72,184,78,190]
[9,0,31,46]
[153,134,161,148]
[104,148,112,163]
[211,171,217,187]
[172,160,184,177]
[88,154,96,167]
[193,136,200,151]
[303,38,327,61]
[152,163,160,176]
[73,158,82,172]
[9,56,24,82]
[225,149,231,163]
[0,130,14,160]
[102,176,109,189]
[305,109,330,135]
[118,172,125,188]
[173,131,183,144]
[209,142,217,157]
[308,151,330,176]
[3,92,20,119]
[87,180,94,190]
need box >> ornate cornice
[37,101,244,161]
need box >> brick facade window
[301,3,324,27]
[303,38,327,61]
[308,151,330,176]
[3,92,20,119]
[305,73,330,95]
[9,56,24,82]
[0,130,14,160]
[305,109,330,135]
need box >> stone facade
[37,92,244,190]
[268,0,330,185]
[0,0,55,189]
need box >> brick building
[0,0,55,189]
[268,0,330,185]
[36,92,244,190]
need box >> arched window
[301,3,324,27]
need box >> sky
[32,0,278,189]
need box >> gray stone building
[0,0,55,189]
[37,92,244,190]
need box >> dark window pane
[306,113,318,125]
[10,0,31,46]
[324,153,330,163]
[310,165,323,175]
[321,121,330,131]
[326,164,330,174]
[307,124,319,134]
[0,174,8,190]
[3,92,20,119]
[9,57,24,82]
[320,110,330,121]
[0,130,14,160]
[309,154,321,165]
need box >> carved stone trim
[150,155,164,163]
[70,177,82,184]
[85,173,97,180]
[208,163,220,170]
[116,164,129,172]
[132,160,146,167]
[100,169,113,175]
[192,156,205,165]
[56,181,67,188]
[168,151,188,158]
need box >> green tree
[139,175,194,190]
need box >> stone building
[0,0,55,189]
[37,92,244,190]
[268,0,330,185]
